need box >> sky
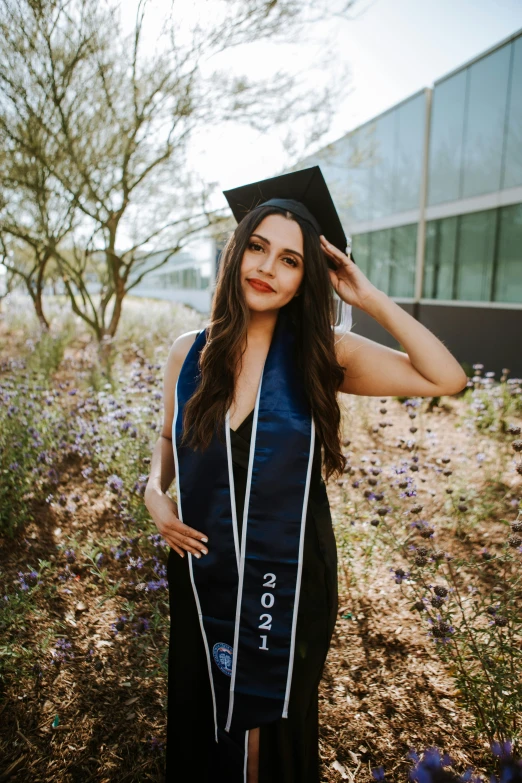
[3,0,520,278]
[126,0,521,258]
[181,0,522,198]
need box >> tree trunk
[33,251,50,331]
[34,287,50,331]
[107,287,124,338]
[96,331,116,384]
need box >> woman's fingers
[148,492,209,558]
[167,535,200,558]
[320,235,352,267]
[170,514,207,542]
[322,245,342,265]
[159,520,208,556]
[175,523,208,553]
[170,531,209,557]
[159,495,209,544]
[181,523,208,544]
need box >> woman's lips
[247,279,275,293]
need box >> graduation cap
[222,165,355,331]
[222,165,355,271]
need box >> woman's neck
[246,308,279,344]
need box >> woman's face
[240,213,305,312]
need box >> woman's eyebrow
[250,233,303,262]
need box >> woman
[144,171,467,783]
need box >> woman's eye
[248,242,297,267]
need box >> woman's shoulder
[161,330,203,440]
[169,329,203,364]
[163,329,200,391]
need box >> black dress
[165,408,338,783]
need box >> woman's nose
[258,253,277,274]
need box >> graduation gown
[165,406,338,782]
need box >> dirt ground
[1,320,520,782]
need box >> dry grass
[0,294,520,782]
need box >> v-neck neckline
[230,408,255,434]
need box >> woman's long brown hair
[180,205,348,483]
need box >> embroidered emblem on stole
[173,306,315,781]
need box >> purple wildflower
[16,569,40,590]
[107,474,124,493]
[126,556,144,571]
[148,533,167,549]
[111,545,132,561]
[148,736,164,752]
[408,747,456,783]
[427,615,455,645]
[110,615,128,634]
[133,474,149,496]
[51,637,75,665]
[390,566,410,584]
[132,617,151,635]
[491,739,513,756]
[147,578,168,591]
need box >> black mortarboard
[222,165,355,271]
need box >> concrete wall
[352,302,522,378]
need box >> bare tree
[0,141,79,329]
[0,0,358,342]
[0,235,17,315]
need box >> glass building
[296,26,522,377]
[129,27,521,375]
[127,245,217,313]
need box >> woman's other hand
[320,234,380,311]
[145,486,209,559]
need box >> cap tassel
[333,240,353,333]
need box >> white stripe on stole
[244,729,249,782]
[282,417,315,717]
[225,363,265,733]
[172,378,219,743]
[225,410,241,571]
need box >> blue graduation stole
[173,307,315,781]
